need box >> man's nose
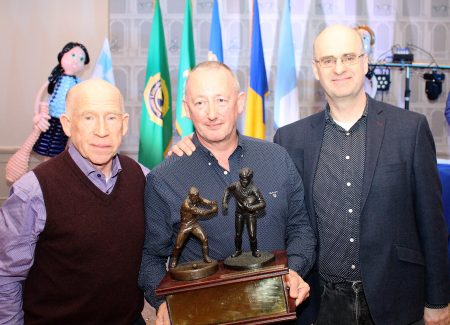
[207,102,217,120]
[334,58,345,74]
[95,119,109,136]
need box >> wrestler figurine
[170,187,218,269]
[222,167,266,258]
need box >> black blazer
[274,96,449,325]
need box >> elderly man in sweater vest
[0,79,148,325]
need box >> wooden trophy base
[156,250,296,325]
[169,260,218,281]
[224,251,275,270]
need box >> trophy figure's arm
[222,184,235,214]
[247,188,266,212]
[190,203,217,218]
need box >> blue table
[437,162,450,265]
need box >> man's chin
[89,157,113,169]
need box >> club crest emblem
[143,72,170,126]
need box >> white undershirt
[334,120,355,131]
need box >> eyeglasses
[313,53,365,68]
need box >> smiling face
[183,62,245,149]
[60,46,87,76]
[312,25,368,105]
[60,79,129,177]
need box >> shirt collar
[192,131,244,157]
[324,95,369,125]
[68,143,122,178]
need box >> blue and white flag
[208,0,223,62]
[274,0,299,129]
[91,38,115,85]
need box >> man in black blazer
[274,24,449,325]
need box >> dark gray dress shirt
[313,104,368,283]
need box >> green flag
[175,0,195,137]
[138,0,172,169]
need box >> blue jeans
[315,280,374,325]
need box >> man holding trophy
[139,61,316,325]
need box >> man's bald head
[185,61,241,97]
[66,79,124,116]
[313,24,365,58]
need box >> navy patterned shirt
[139,134,316,307]
[313,104,367,283]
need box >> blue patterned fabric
[33,117,68,157]
[48,75,79,118]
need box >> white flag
[274,0,299,129]
[91,38,115,85]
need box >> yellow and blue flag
[274,0,299,129]
[138,0,172,169]
[244,0,268,140]
[208,0,223,62]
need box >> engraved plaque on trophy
[157,250,296,325]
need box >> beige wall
[0,0,109,202]
[0,0,108,148]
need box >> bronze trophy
[168,187,219,281]
[157,171,296,324]
[222,167,275,270]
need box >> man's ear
[312,61,320,81]
[122,113,129,136]
[237,91,246,115]
[363,54,369,75]
[60,113,72,137]
[183,100,191,119]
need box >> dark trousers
[315,280,424,325]
[315,280,374,325]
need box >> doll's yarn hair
[47,42,90,95]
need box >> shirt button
[350,238,354,242]
[241,154,244,157]
[348,208,353,213]
[345,155,350,160]
[346,132,350,136]
[351,264,356,270]
[97,174,101,178]
[208,162,211,166]
[224,171,228,175]
[346,182,351,186]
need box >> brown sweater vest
[24,151,145,325]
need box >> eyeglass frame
[313,53,366,68]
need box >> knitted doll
[6,42,89,184]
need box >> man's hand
[424,305,450,325]
[168,133,196,156]
[155,302,171,325]
[284,269,310,306]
